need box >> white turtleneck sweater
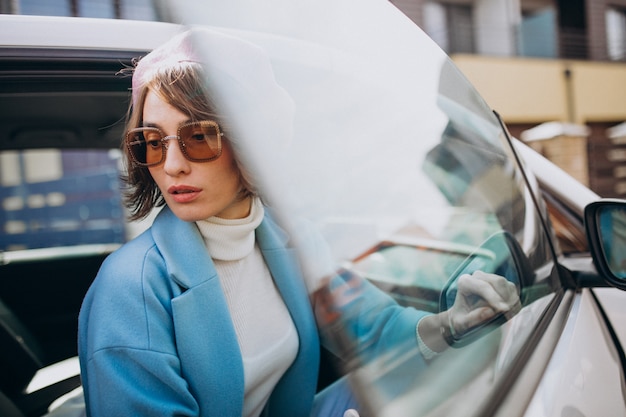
[195,198,298,417]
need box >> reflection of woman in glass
[78,30,519,417]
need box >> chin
[168,206,211,223]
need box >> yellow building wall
[572,63,626,122]
[451,54,626,125]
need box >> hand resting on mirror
[418,271,521,353]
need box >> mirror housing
[585,198,626,290]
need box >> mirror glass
[598,206,626,279]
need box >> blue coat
[78,206,426,417]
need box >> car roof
[0,15,183,151]
[0,14,181,51]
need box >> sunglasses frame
[126,120,223,167]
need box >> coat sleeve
[297,216,429,366]
[78,240,199,417]
[314,269,428,361]
[312,268,430,399]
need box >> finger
[472,271,518,298]
[503,298,522,320]
[453,305,497,334]
[468,271,520,307]
[457,274,512,312]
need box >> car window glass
[0,149,125,252]
[165,0,562,414]
[0,1,564,415]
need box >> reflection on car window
[0,149,125,251]
[0,0,567,413]
[349,239,481,312]
[177,6,562,415]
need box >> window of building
[518,7,558,58]
[557,0,587,59]
[607,7,626,61]
[446,4,475,53]
[2,0,157,20]
[423,1,475,54]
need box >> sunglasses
[126,120,223,167]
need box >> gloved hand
[447,270,521,339]
[343,409,360,417]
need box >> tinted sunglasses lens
[127,129,163,165]
[180,122,221,161]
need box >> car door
[158,1,612,415]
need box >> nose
[162,138,191,176]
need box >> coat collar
[151,206,292,289]
[151,207,220,290]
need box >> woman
[78,29,519,417]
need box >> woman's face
[144,90,250,221]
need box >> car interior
[0,46,142,416]
[0,40,344,417]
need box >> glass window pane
[165,3,561,413]
[19,0,71,16]
[0,149,125,251]
[79,0,114,18]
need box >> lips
[168,185,201,203]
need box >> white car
[0,1,625,416]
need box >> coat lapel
[151,207,244,416]
[256,213,320,416]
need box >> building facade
[0,0,157,19]
[392,0,626,198]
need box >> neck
[217,195,253,220]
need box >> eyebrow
[141,119,193,129]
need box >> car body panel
[523,289,626,417]
[592,287,626,354]
[0,14,180,51]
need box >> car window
[543,189,589,254]
[166,1,563,415]
[0,148,124,251]
[0,14,183,258]
[0,42,164,257]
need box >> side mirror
[585,199,626,290]
[439,230,531,347]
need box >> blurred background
[2,0,626,200]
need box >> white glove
[343,409,360,417]
[448,271,520,337]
